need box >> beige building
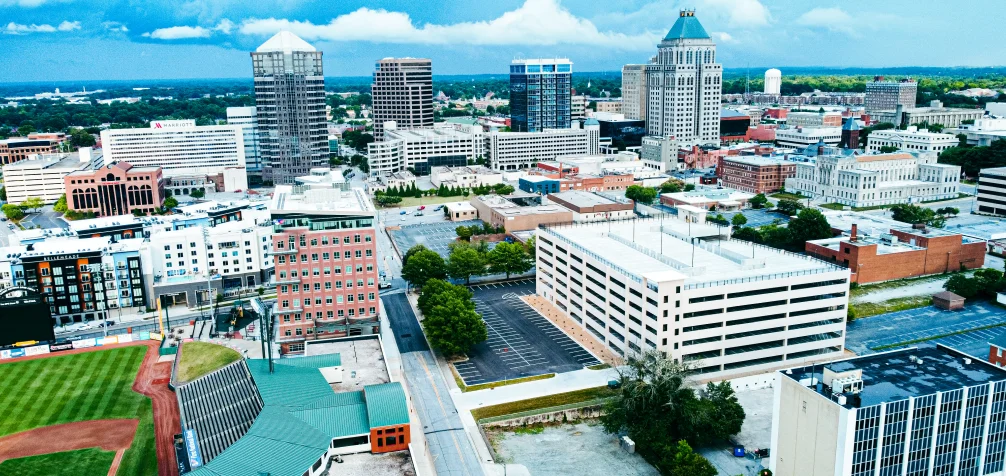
[470,194,572,232]
[621,64,647,121]
[786,111,843,127]
[546,190,633,222]
[444,201,478,221]
[594,100,622,114]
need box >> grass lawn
[176,341,241,383]
[819,203,847,211]
[471,386,617,421]
[770,192,806,200]
[851,296,933,319]
[0,448,116,476]
[0,346,157,475]
[379,195,465,209]
[850,274,954,299]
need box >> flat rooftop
[662,187,754,204]
[723,156,788,167]
[542,217,843,287]
[3,153,96,171]
[68,214,142,232]
[271,185,375,215]
[387,126,473,141]
[783,345,1006,409]
[305,337,390,393]
[808,236,922,255]
[548,190,627,208]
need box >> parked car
[415,211,424,216]
[401,216,407,221]
[418,205,426,210]
[99,320,116,328]
[399,210,407,215]
[379,280,392,289]
[434,205,444,211]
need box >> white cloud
[4,20,78,34]
[797,7,856,35]
[239,0,659,50]
[712,31,735,43]
[0,0,52,6]
[143,19,235,40]
[103,21,128,33]
[701,0,771,28]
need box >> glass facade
[509,60,572,132]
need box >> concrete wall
[481,404,604,428]
[771,376,843,476]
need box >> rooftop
[663,10,710,40]
[548,190,629,208]
[386,126,476,141]
[255,30,316,53]
[661,187,754,205]
[541,216,844,287]
[2,151,101,171]
[271,185,375,216]
[782,345,1006,409]
[722,156,789,167]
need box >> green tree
[417,279,473,315]
[731,226,762,243]
[455,225,474,241]
[163,196,178,210]
[660,441,717,476]
[0,187,5,201]
[422,295,487,356]
[625,185,657,204]
[775,199,804,216]
[403,245,429,267]
[190,189,205,198]
[730,214,748,227]
[748,193,769,209]
[487,241,533,279]
[69,129,96,148]
[945,273,981,299]
[375,195,402,206]
[879,145,899,153]
[974,268,1005,297]
[659,178,684,193]
[401,249,448,288]
[447,245,487,285]
[524,235,537,261]
[683,184,695,192]
[1,203,24,220]
[53,194,68,213]
[787,208,834,247]
[21,196,43,213]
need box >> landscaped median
[850,296,933,320]
[471,386,617,422]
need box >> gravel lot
[490,422,658,476]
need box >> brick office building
[64,162,165,216]
[0,137,58,165]
[270,176,379,355]
[805,224,986,283]
[717,156,795,194]
[989,333,1006,367]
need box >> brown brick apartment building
[717,156,796,194]
[805,224,986,283]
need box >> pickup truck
[378,280,392,289]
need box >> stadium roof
[185,354,408,476]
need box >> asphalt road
[381,292,429,353]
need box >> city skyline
[3,0,1006,82]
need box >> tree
[418,279,473,314]
[683,184,695,192]
[403,245,429,267]
[524,235,537,261]
[775,198,804,216]
[625,185,657,204]
[487,242,533,279]
[0,187,5,201]
[375,195,402,206]
[730,214,748,227]
[731,226,762,243]
[660,441,717,476]
[787,208,834,246]
[132,208,146,217]
[1,203,24,220]
[748,193,769,209]
[21,196,43,213]
[891,204,944,227]
[53,194,67,213]
[494,184,515,195]
[401,249,447,288]
[879,145,899,153]
[447,245,487,285]
[69,129,96,148]
[945,273,981,299]
[422,294,487,356]
[975,268,1005,297]
[163,196,178,210]
[660,178,684,193]
[190,189,205,198]
[455,225,474,241]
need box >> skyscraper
[509,58,572,132]
[226,106,262,174]
[865,76,917,113]
[621,64,647,121]
[764,68,782,95]
[371,58,433,140]
[251,31,328,185]
[645,10,722,145]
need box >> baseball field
[0,345,160,475]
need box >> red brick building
[717,156,796,194]
[64,162,165,216]
[805,225,986,284]
[989,333,1006,367]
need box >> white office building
[2,148,103,203]
[785,152,961,207]
[956,116,1006,146]
[873,101,984,129]
[772,345,1006,476]
[100,120,246,177]
[645,10,722,145]
[536,215,849,379]
[366,121,483,178]
[226,106,262,173]
[486,124,599,171]
[430,166,503,188]
[775,126,842,148]
[977,166,1006,217]
[865,126,959,154]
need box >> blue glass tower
[509,58,572,132]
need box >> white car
[79,323,95,330]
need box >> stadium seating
[176,360,264,462]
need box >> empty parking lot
[845,301,1006,357]
[453,279,601,386]
[389,220,493,257]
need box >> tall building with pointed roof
[645,10,722,146]
[251,31,328,185]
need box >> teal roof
[664,12,710,40]
[187,355,409,476]
[364,383,410,428]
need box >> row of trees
[658,178,696,194]
[938,138,1006,178]
[417,279,487,356]
[890,204,952,228]
[0,96,252,133]
[456,223,506,240]
[731,208,834,252]
[1,196,45,220]
[602,351,745,476]
[402,238,535,288]
[945,268,1006,300]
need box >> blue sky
[2,0,1004,82]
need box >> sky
[2,0,1005,83]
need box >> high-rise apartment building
[226,106,262,173]
[100,120,246,178]
[270,172,379,355]
[509,58,572,132]
[621,64,648,121]
[251,31,328,185]
[645,10,722,145]
[865,76,917,113]
[371,58,434,140]
[764,68,782,95]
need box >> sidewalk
[451,367,618,411]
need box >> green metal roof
[664,12,710,40]
[364,383,410,428]
[185,355,409,476]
